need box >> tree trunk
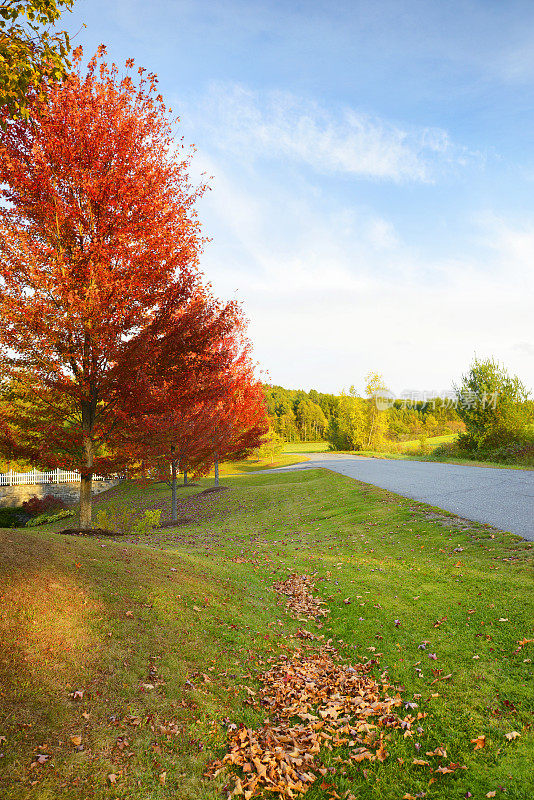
[214,456,219,486]
[79,472,92,529]
[183,465,188,486]
[171,457,178,523]
[366,413,376,450]
[79,438,94,530]
[79,389,96,530]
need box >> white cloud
[190,151,533,394]
[181,83,477,183]
[172,83,529,394]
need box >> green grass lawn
[0,471,532,799]
[281,436,455,455]
[397,434,457,451]
[210,453,309,476]
[283,441,330,453]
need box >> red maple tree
[189,372,269,484]
[0,47,207,527]
[116,292,268,521]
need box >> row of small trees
[0,48,269,528]
[266,359,532,457]
[266,377,463,448]
[322,361,532,457]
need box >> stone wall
[0,479,121,507]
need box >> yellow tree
[0,0,73,122]
[364,372,391,450]
[256,425,284,464]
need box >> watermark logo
[371,389,499,410]
[370,389,396,411]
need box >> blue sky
[64,0,533,394]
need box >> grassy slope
[282,437,455,455]
[0,472,532,800]
[397,434,457,451]
[212,453,309,476]
[283,442,330,453]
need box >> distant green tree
[294,398,327,440]
[364,371,390,449]
[1,0,74,122]
[424,412,438,435]
[263,384,333,441]
[455,357,532,450]
[326,388,366,451]
[256,426,284,464]
[278,409,299,442]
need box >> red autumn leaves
[0,47,268,526]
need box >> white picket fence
[0,468,110,487]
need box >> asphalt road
[268,454,534,540]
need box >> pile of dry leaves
[273,573,329,621]
[206,646,408,798]
[206,573,466,798]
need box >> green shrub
[455,357,532,449]
[417,434,430,455]
[93,505,135,534]
[26,508,76,527]
[432,437,534,467]
[0,507,29,528]
[93,505,162,535]
[432,441,464,460]
[132,509,162,534]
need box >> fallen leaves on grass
[435,763,468,775]
[206,646,407,798]
[426,747,447,757]
[505,731,520,741]
[296,628,315,641]
[30,754,49,768]
[513,637,534,654]
[471,735,486,750]
[430,672,452,686]
[273,574,329,620]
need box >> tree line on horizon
[265,379,464,450]
[265,359,533,463]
